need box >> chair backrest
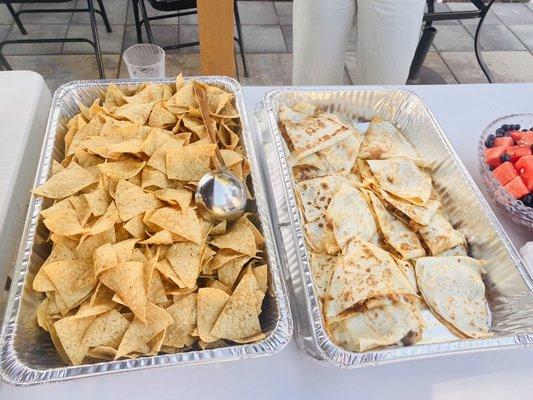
[147,0,197,12]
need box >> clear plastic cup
[123,44,166,79]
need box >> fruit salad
[483,123,533,208]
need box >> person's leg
[355,0,426,84]
[293,0,355,85]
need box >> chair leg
[138,0,155,44]
[4,0,26,35]
[96,0,112,33]
[474,0,494,83]
[87,0,105,79]
[0,49,12,70]
[131,0,143,43]
[234,1,249,77]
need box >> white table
[1,83,532,399]
[0,71,51,320]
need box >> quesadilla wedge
[326,181,379,249]
[415,256,490,338]
[291,153,334,182]
[280,102,353,161]
[393,257,418,293]
[368,158,433,206]
[376,187,440,226]
[327,300,423,351]
[437,244,467,257]
[323,237,417,321]
[365,190,425,260]
[417,211,466,255]
[309,252,337,301]
[318,130,363,175]
[295,175,343,223]
[359,116,431,167]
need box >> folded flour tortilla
[324,237,416,321]
[280,102,353,160]
[327,300,423,351]
[365,190,425,260]
[417,211,466,255]
[415,256,490,338]
[295,175,343,223]
[326,181,379,249]
[367,158,432,206]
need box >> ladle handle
[193,81,226,169]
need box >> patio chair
[409,0,495,83]
[0,0,111,78]
[131,0,249,77]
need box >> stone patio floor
[1,1,533,91]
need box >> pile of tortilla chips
[280,103,490,352]
[32,75,269,366]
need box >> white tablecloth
[0,71,51,320]
[1,82,532,399]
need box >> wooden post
[197,0,236,77]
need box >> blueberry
[522,129,528,132]
[520,193,533,208]
[485,134,495,148]
[504,130,512,137]
[502,124,510,131]
[515,124,521,130]
[500,153,511,163]
[495,128,505,137]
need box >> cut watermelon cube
[511,131,524,142]
[516,155,533,191]
[504,175,530,199]
[492,161,518,186]
[484,146,506,168]
[507,145,532,164]
[493,136,514,148]
[517,134,533,147]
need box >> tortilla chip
[140,230,174,245]
[82,309,129,348]
[163,293,197,348]
[166,142,216,181]
[153,188,191,211]
[141,127,173,156]
[43,260,95,308]
[115,179,161,221]
[141,166,169,189]
[210,271,262,341]
[197,288,230,343]
[166,242,202,288]
[217,256,249,289]
[34,163,98,199]
[149,101,178,128]
[100,261,147,322]
[209,223,256,257]
[116,302,173,359]
[54,315,96,365]
[97,159,146,180]
[149,207,202,244]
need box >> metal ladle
[193,82,247,221]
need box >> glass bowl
[478,113,533,231]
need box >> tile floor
[1,1,533,91]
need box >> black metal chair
[409,0,495,83]
[131,0,249,77]
[0,0,111,78]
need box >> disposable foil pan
[255,88,533,368]
[0,77,292,386]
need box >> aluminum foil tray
[0,77,292,386]
[255,88,533,368]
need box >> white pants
[293,0,426,85]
